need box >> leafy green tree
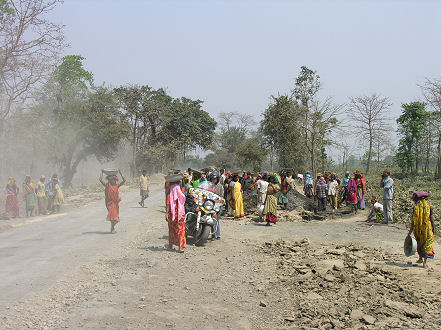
[292,66,341,175]
[236,137,266,171]
[114,85,172,176]
[261,94,305,170]
[395,101,428,173]
[40,56,129,187]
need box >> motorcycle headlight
[204,200,215,211]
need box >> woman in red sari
[166,182,186,253]
[4,178,19,219]
[99,169,126,234]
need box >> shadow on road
[139,246,168,252]
[82,231,111,235]
[385,261,415,268]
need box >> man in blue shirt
[380,170,394,224]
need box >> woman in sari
[263,175,280,226]
[355,172,366,210]
[99,169,126,234]
[166,182,186,252]
[35,176,48,215]
[22,175,36,217]
[4,178,19,219]
[408,192,435,268]
[232,175,244,219]
[346,177,358,213]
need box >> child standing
[100,169,126,233]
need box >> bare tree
[346,94,392,174]
[300,96,343,176]
[0,0,66,121]
[419,77,441,178]
[218,111,238,131]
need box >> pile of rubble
[256,239,441,328]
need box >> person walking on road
[100,169,126,234]
[166,182,186,253]
[380,170,394,224]
[408,192,434,268]
[139,170,149,208]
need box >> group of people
[305,171,368,213]
[2,174,64,220]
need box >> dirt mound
[287,188,314,212]
[256,239,441,328]
[243,189,258,214]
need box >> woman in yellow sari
[408,192,435,268]
[232,176,244,218]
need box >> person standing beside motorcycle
[210,172,223,239]
[166,182,186,253]
[232,175,245,219]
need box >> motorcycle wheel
[194,224,211,246]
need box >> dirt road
[1,184,440,329]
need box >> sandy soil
[1,181,440,329]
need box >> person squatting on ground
[365,196,383,223]
[139,170,149,208]
[408,192,434,268]
[263,175,280,226]
[166,182,186,253]
[35,176,48,215]
[380,170,394,224]
[315,176,328,211]
[22,175,36,217]
[100,169,126,234]
[4,177,19,219]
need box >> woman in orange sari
[166,182,186,252]
[99,169,126,234]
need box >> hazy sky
[51,0,440,127]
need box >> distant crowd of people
[2,174,64,220]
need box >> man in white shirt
[139,170,149,207]
[366,196,383,222]
[328,175,339,210]
[257,175,269,206]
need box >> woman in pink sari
[5,178,19,219]
[166,183,186,253]
[347,177,358,213]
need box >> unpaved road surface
[1,184,441,329]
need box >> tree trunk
[366,135,372,175]
[437,132,441,178]
[131,115,138,177]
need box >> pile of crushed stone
[256,240,441,328]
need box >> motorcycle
[184,185,224,246]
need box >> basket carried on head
[165,173,184,183]
[102,168,119,176]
